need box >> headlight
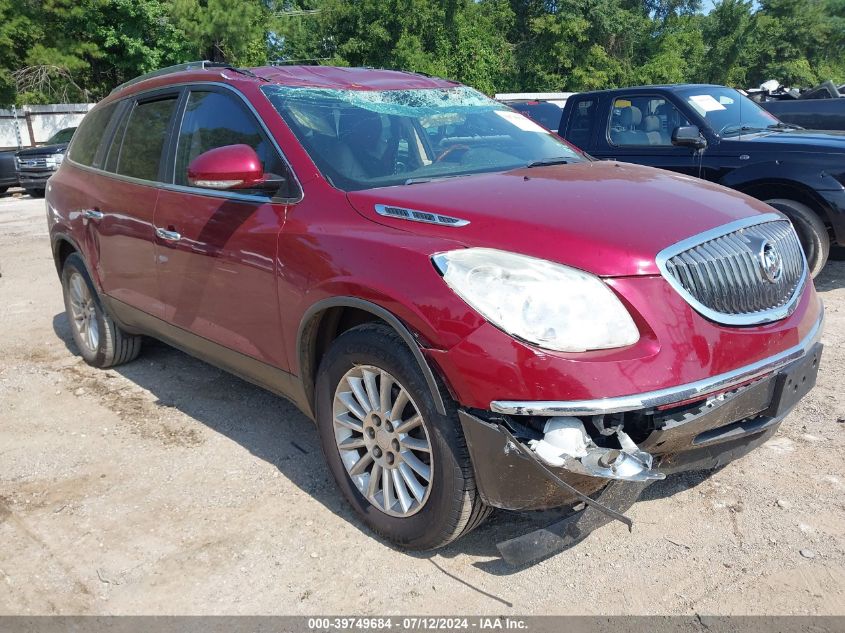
[46,153,64,167]
[432,248,639,352]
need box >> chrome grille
[657,214,806,326]
[18,156,48,169]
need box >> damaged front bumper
[459,309,824,513]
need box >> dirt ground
[1,193,844,616]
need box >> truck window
[509,101,564,131]
[608,96,690,147]
[566,98,595,147]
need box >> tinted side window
[117,97,177,181]
[565,98,595,148]
[67,103,117,167]
[175,90,288,195]
[103,106,129,174]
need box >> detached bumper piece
[496,480,649,567]
[458,340,823,565]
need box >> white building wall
[0,103,94,149]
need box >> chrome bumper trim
[490,305,824,417]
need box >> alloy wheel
[67,271,99,352]
[333,365,434,517]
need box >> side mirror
[671,125,707,150]
[187,144,278,191]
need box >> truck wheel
[314,322,490,549]
[26,188,45,198]
[765,198,829,278]
[61,253,142,368]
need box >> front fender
[296,295,453,415]
[718,158,844,194]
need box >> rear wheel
[314,323,490,549]
[61,253,142,368]
[765,198,830,277]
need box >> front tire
[315,323,490,550]
[765,198,830,277]
[61,253,142,368]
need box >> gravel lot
[1,193,844,616]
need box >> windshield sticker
[688,94,727,113]
[494,110,547,133]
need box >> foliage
[0,0,192,105]
[172,0,268,65]
[0,0,842,106]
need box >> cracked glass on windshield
[262,85,583,191]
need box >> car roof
[495,92,574,101]
[575,84,728,96]
[253,65,459,90]
[105,63,461,104]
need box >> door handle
[155,227,181,242]
[82,209,104,220]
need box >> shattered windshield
[678,87,784,137]
[261,85,583,191]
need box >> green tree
[0,0,39,104]
[172,0,268,64]
[1,0,844,104]
[7,0,191,103]
[700,0,755,86]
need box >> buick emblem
[759,240,783,283]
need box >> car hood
[16,143,68,157]
[346,161,778,277]
[738,128,845,151]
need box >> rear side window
[67,103,117,167]
[116,97,178,181]
[174,90,288,194]
[565,98,595,148]
[103,106,130,173]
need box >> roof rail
[110,61,228,94]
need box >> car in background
[0,150,18,194]
[16,126,76,197]
[46,64,822,558]
[495,92,572,131]
[558,84,845,276]
[750,80,845,131]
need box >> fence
[0,103,94,150]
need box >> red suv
[47,63,823,556]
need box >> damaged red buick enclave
[46,64,823,564]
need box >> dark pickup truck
[558,84,845,275]
[15,126,75,197]
[0,150,17,193]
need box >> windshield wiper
[524,157,571,168]
[767,122,802,131]
[723,124,797,136]
[404,174,465,185]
